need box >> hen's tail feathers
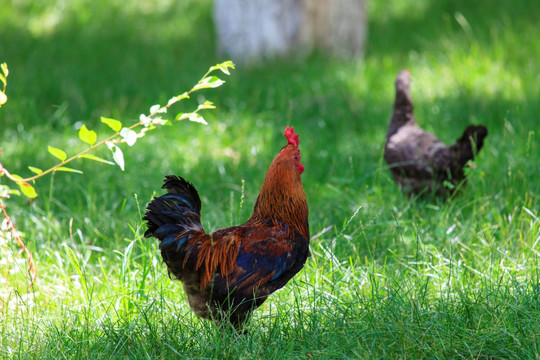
[452,125,488,167]
[143,175,203,250]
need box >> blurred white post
[214,0,367,64]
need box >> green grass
[1,0,539,358]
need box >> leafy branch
[0,60,235,198]
[0,60,235,286]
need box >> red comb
[284,126,300,147]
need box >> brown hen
[384,70,488,196]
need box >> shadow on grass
[0,0,217,129]
[367,0,539,58]
[1,0,538,130]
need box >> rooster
[143,126,309,329]
[384,69,488,196]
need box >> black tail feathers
[161,175,202,213]
[458,125,488,153]
[143,176,203,249]
[451,125,488,169]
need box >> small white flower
[152,119,168,125]
[150,104,161,114]
[188,113,208,125]
[150,104,167,114]
[120,128,137,146]
[139,114,152,125]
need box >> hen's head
[392,69,414,122]
[284,126,304,175]
[395,69,411,89]
[395,69,412,100]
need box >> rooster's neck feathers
[249,145,309,240]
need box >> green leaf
[167,96,179,106]
[1,62,8,77]
[443,180,455,190]
[150,104,167,114]
[206,76,224,87]
[1,184,21,197]
[107,143,125,171]
[214,60,235,75]
[55,167,83,174]
[28,166,43,175]
[188,113,208,125]
[176,92,190,100]
[78,124,97,146]
[197,100,216,111]
[11,175,38,199]
[80,154,114,165]
[176,112,188,121]
[10,189,21,196]
[19,182,38,198]
[48,146,67,162]
[192,76,225,91]
[101,117,122,132]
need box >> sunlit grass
[1,0,539,358]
